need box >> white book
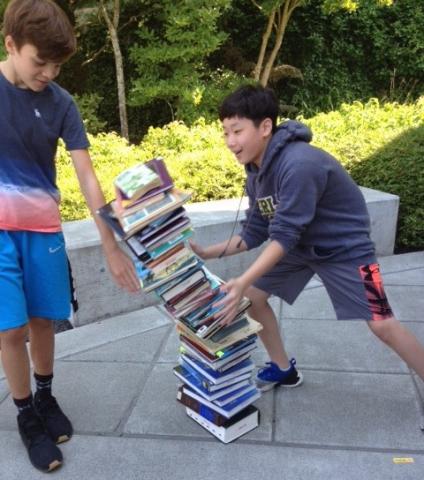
[186,405,259,443]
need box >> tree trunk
[254,8,276,82]
[255,0,302,87]
[101,1,129,140]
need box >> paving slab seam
[381,265,424,275]
[113,325,175,435]
[410,374,424,431]
[276,317,423,322]
[55,323,172,361]
[0,425,421,454]
[270,383,278,442]
[59,358,170,365]
[33,430,423,455]
[286,367,412,375]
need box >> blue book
[182,385,261,419]
[173,365,251,401]
[213,383,257,407]
[180,355,254,387]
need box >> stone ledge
[63,187,399,327]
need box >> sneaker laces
[257,359,296,381]
[20,414,48,445]
[257,362,279,381]
[36,395,61,418]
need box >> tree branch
[254,8,276,82]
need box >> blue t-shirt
[0,72,89,232]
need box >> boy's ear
[4,35,18,55]
[261,118,273,137]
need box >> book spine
[176,387,227,426]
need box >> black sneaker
[34,392,73,444]
[17,409,63,472]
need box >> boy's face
[222,116,273,168]
[4,36,61,91]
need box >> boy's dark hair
[219,84,279,132]
[3,0,76,62]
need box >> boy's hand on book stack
[215,278,245,326]
[104,245,141,293]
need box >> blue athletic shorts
[254,252,393,321]
[0,230,71,332]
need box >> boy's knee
[0,325,28,346]
[367,316,398,343]
[245,286,269,304]
[29,317,54,332]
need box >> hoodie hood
[246,120,312,178]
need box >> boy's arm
[69,149,140,293]
[190,235,248,260]
[216,239,285,324]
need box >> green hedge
[57,97,424,249]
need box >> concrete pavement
[0,251,423,479]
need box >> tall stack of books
[98,157,262,443]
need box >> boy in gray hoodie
[191,84,424,392]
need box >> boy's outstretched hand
[104,245,140,293]
[215,277,246,326]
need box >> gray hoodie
[240,120,375,263]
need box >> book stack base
[186,405,259,443]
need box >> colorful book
[119,189,191,236]
[141,256,202,293]
[157,268,206,303]
[179,343,256,373]
[179,334,258,367]
[123,157,174,206]
[114,163,161,201]
[174,315,262,356]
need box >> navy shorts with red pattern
[254,253,393,321]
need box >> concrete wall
[63,187,399,327]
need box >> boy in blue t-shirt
[191,85,424,401]
[0,0,140,472]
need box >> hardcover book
[176,386,228,426]
[175,315,262,356]
[186,405,259,443]
[114,162,161,201]
[122,157,174,207]
[173,364,251,401]
[179,334,258,369]
[182,384,261,419]
[179,355,255,387]
[119,189,191,235]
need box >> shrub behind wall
[57,97,424,249]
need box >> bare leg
[368,316,424,380]
[29,317,54,376]
[246,286,290,369]
[0,325,31,399]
